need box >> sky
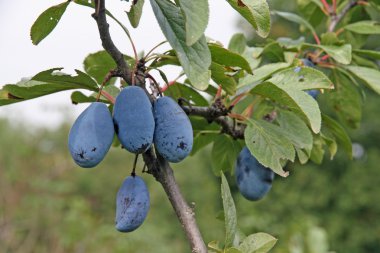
[0,0,241,129]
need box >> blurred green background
[1,0,380,252]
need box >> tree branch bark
[328,0,359,32]
[92,1,207,252]
[181,103,245,139]
[142,149,207,253]
[92,0,133,84]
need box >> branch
[92,2,207,252]
[92,0,133,84]
[328,0,359,32]
[181,102,246,140]
[142,149,207,253]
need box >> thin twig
[329,0,359,32]
[96,69,117,101]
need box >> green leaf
[310,135,325,164]
[228,33,246,54]
[71,85,120,105]
[344,20,380,34]
[276,110,313,151]
[208,241,223,253]
[210,63,237,95]
[221,172,237,249]
[273,11,316,37]
[245,119,294,177]
[328,70,362,129]
[320,32,342,45]
[209,44,253,74]
[303,43,352,65]
[190,116,219,134]
[83,51,117,85]
[191,132,218,156]
[32,68,98,90]
[352,54,379,69]
[163,82,209,106]
[261,42,285,62]
[0,68,98,106]
[322,114,352,158]
[127,0,145,28]
[320,131,337,160]
[71,91,98,104]
[295,147,310,164]
[353,49,380,60]
[277,37,305,50]
[237,62,291,94]
[30,1,70,45]
[226,0,270,38]
[150,0,211,90]
[269,66,333,90]
[177,0,209,46]
[346,66,380,95]
[212,135,243,175]
[226,247,242,253]
[238,233,277,253]
[252,82,321,133]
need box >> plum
[113,86,155,153]
[306,89,319,99]
[153,96,193,163]
[115,175,150,232]
[68,102,114,168]
[235,147,275,201]
[301,58,315,67]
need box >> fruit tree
[1,0,380,252]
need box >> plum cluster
[235,147,275,201]
[68,85,193,232]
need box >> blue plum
[153,96,193,163]
[113,86,155,153]
[115,175,150,232]
[235,147,275,201]
[301,58,315,67]
[306,89,319,99]
[68,102,114,168]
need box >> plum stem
[328,0,359,32]
[96,69,117,102]
[131,154,139,177]
[144,41,168,61]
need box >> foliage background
[1,0,380,252]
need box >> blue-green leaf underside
[150,0,211,90]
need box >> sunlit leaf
[30,1,70,45]
[221,172,237,248]
[150,0,211,90]
[127,0,145,28]
[344,20,380,34]
[245,118,294,177]
[177,0,209,45]
[238,232,277,253]
[226,0,270,38]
